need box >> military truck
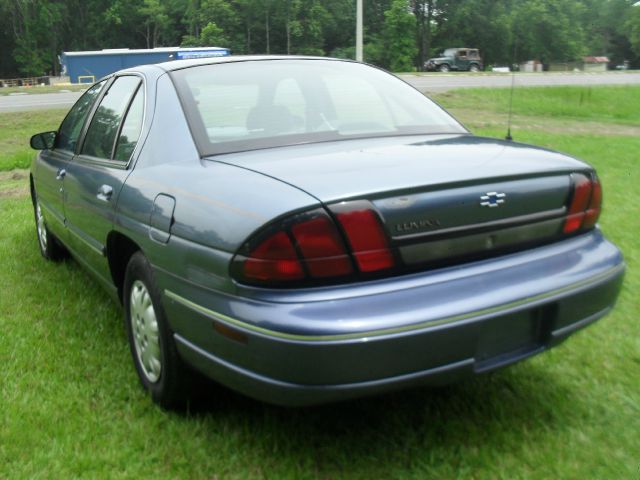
[424,48,483,72]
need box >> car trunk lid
[211,134,592,275]
[207,135,587,202]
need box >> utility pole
[356,0,363,62]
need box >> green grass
[434,85,640,125]
[1,87,639,478]
[0,85,87,96]
[0,109,66,171]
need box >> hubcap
[130,280,162,383]
[36,202,48,251]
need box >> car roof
[99,55,365,85]
[152,55,348,72]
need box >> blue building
[60,47,230,83]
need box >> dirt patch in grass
[0,169,29,198]
[448,108,640,137]
[0,185,29,198]
[0,169,29,181]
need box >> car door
[456,50,469,70]
[63,75,145,283]
[34,81,106,241]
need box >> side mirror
[30,131,57,150]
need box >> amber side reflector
[213,321,248,344]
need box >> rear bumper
[160,230,624,406]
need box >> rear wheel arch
[107,231,142,303]
[123,250,190,409]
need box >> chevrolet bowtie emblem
[480,192,506,208]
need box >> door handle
[56,168,66,180]
[97,184,114,202]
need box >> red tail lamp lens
[243,231,304,281]
[582,178,602,229]
[563,174,592,234]
[236,203,396,285]
[291,216,352,277]
[335,208,395,272]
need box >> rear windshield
[171,59,467,156]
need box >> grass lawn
[436,84,640,125]
[0,85,87,96]
[1,87,638,479]
[0,109,66,171]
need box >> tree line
[1,0,640,78]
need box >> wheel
[469,64,480,73]
[124,251,189,409]
[33,196,68,261]
[438,64,450,73]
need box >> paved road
[1,72,639,112]
[0,91,84,112]
[400,71,640,93]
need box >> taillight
[331,202,395,272]
[291,215,352,277]
[563,173,602,234]
[233,202,396,286]
[243,231,304,281]
[582,178,602,229]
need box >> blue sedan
[29,56,624,408]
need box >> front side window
[56,81,106,152]
[82,76,142,160]
[172,60,466,157]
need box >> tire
[124,251,189,409]
[33,195,68,261]
[469,64,480,73]
[438,64,450,73]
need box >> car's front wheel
[438,64,450,72]
[124,251,189,409]
[33,196,68,261]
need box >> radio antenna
[505,42,517,141]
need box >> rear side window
[114,86,144,162]
[82,76,142,160]
[56,81,105,152]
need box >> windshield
[171,59,466,156]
